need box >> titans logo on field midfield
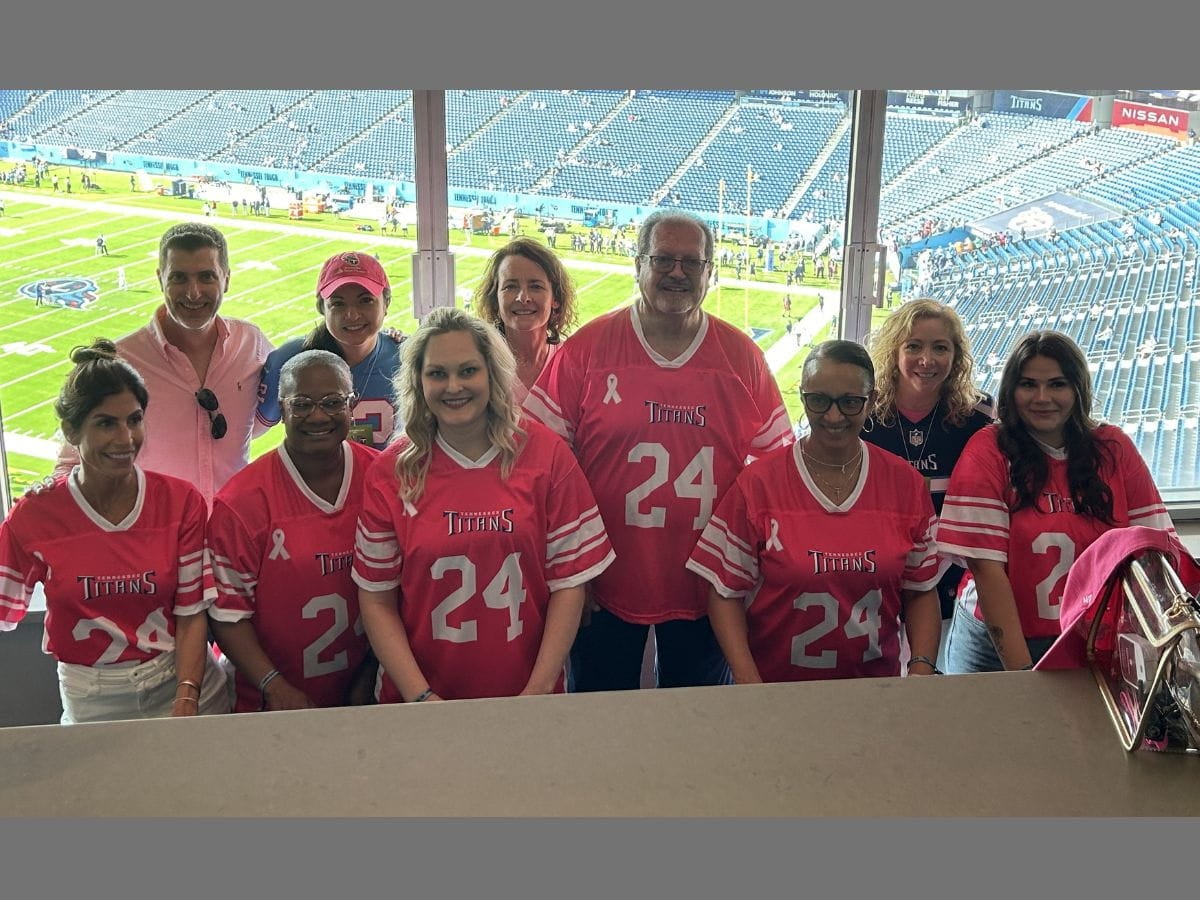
[19,278,99,310]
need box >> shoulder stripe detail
[546,549,616,593]
[684,558,749,599]
[523,388,574,445]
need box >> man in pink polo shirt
[56,223,272,505]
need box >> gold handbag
[1088,548,1200,753]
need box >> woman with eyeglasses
[937,331,1173,673]
[862,300,995,622]
[208,350,379,711]
[258,251,404,449]
[352,307,614,702]
[687,340,944,683]
[472,237,578,406]
[0,340,230,723]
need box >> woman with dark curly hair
[863,299,994,620]
[937,330,1173,672]
[472,237,578,405]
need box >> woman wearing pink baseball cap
[257,251,405,449]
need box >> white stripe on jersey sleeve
[206,604,255,623]
[351,569,401,592]
[691,515,759,588]
[685,556,749,600]
[545,506,606,566]
[0,566,32,611]
[750,405,793,454]
[1128,504,1172,531]
[940,496,1009,530]
[209,553,257,598]
[354,523,401,567]
[523,387,575,446]
[545,548,616,593]
[177,549,207,596]
[903,519,949,591]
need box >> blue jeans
[943,602,1056,674]
[568,607,731,692]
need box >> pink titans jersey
[687,442,943,681]
[208,440,379,711]
[524,305,792,624]
[937,424,1171,639]
[352,420,615,701]
[0,467,211,666]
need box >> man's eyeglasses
[195,388,227,439]
[284,393,357,416]
[801,392,870,416]
[642,255,711,276]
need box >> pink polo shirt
[55,307,271,506]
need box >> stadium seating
[6,88,1200,486]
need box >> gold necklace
[808,461,862,502]
[800,440,863,474]
[801,442,863,502]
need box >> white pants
[58,648,230,725]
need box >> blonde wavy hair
[393,306,525,502]
[867,298,983,426]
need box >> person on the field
[209,350,378,712]
[524,210,793,692]
[0,340,229,724]
[257,251,403,450]
[472,238,579,406]
[689,340,944,683]
[54,223,272,506]
[353,307,614,702]
[862,299,994,622]
[938,331,1174,672]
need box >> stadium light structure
[744,164,759,331]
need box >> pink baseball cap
[317,251,390,298]
[1036,527,1199,671]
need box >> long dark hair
[996,330,1114,522]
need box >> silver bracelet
[258,668,281,709]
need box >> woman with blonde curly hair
[352,306,614,703]
[863,299,995,621]
[472,237,578,405]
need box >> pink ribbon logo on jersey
[765,518,783,551]
[268,528,291,561]
[603,373,622,405]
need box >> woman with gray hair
[352,307,614,703]
[209,349,380,711]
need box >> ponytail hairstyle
[55,339,148,440]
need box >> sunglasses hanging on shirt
[195,388,228,440]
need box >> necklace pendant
[907,428,925,447]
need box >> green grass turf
[0,163,839,499]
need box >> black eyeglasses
[195,388,228,439]
[284,392,358,416]
[642,255,711,276]
[801,393,870,416]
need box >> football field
[0,176,825,498]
